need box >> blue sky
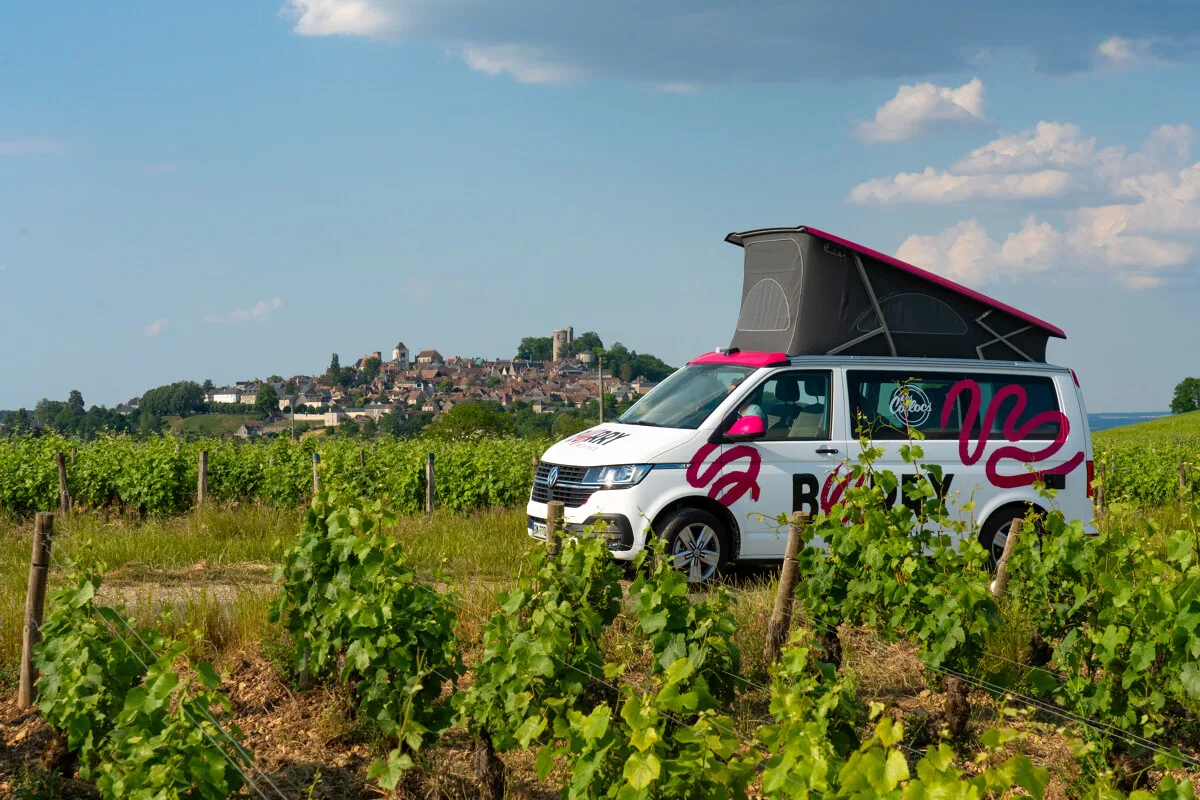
[2,2,1199,413]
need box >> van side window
[741,371,832,441]
[847,371,1062,441]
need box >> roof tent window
[854,293,968,336]
[737,278,790,331]
[736,238,800,332]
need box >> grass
[0,505,532,687]
[162,413,264,436]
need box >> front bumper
[526,483,656,561]
[527,513,636,552]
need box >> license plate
[528,520,548,540]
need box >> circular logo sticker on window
[888,385,933,428]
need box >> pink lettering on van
[820,464,867,521]
[686,443,761,506]
[942,379,1084,489]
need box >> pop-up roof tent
[725,226,1065,362]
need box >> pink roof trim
[803,226,1066,339]
[689,350,789,368]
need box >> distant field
[1093,409,1200,504]
[1093,408,1200,439]
[163,413,262,436]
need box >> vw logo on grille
[546,466,560,487]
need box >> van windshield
[618,364,757,430]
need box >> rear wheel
[658,507,730,584]
[978,506,1040,568]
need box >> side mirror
[726,415,765,442]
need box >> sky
[3,2,1200,413]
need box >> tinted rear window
[847,370,1062,440]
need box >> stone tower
[552,327,574,362]
[392,342,410,370]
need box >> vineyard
[0,414,1197,519]
[1,417,1200,797]
[1094,410,1200,506]
[2,434,1199,798]
[0,434,545,518]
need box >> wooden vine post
[55,452,69,514]
[197,450,208,506]
[425,453,436,517]
[763,511,809,666]
[312,452,320,495]
[545,501,565,558]
[19,513,54,708]
[1182,460,1189,491]
[991,518,1024,599]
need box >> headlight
[582,464,654,488]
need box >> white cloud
[206,297,283,323]
[850,121,1197,206]
[898,210,1192,289]
[461,45,581,84]
[1095,35,1160,68]
[283,0,396,37]
[894,216,1061,285]
[144,319,168,337]
[0,139,70,157]
[275,1,1200,84]
[848,168,1072,204]
[951,122,1105,175]
[856,78,987,143]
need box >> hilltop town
[212,330,663,432]
[0,329,672,439]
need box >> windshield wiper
[624,420,661,427]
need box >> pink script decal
[941,379,1084,489]
[686,443,761,507]
[820,464,867,516]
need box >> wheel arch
[650,495,742,561]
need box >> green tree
[485,375,501,388]
[5,408,32,434]
[35,399,66,429]
[398,411,435,438]
[428,402,514,440]
[361,357,382,381]
[1171,377,1200,414]
[568,330,604,356]
[378,407,405,437]
[67,390,85,414]
[267,374,283,383]
[516,336,553,361]
[137,409,163,435]
[255,385,280,416]
[437,378,454,393]
[361,416,378,437]
[202,378,215,392]
[327,353,342,386]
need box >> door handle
[816,446,839,455]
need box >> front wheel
[658,507,730,584]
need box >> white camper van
[527,227,1096,581]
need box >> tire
[657,507,730,584]
[978,506,1039,568]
